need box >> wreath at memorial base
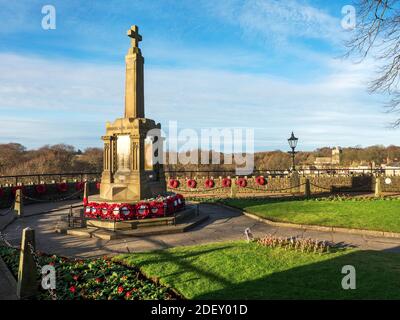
[84,194,185,221]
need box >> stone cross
[127,25,142,48]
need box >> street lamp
[287,132,298,171]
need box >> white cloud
[205,0,343,47]
[0,52,396,150]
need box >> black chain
[240,183,306,193]
[168,186,227,193]
[27,242,58,300]
[22,189,83,203]
[0,202,15,217]
[309,182,372,192]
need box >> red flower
[117,286,124,294]
[73,275,79,281]
[95,277,103,283]
[125,291,132,299]
[69,286,76,293]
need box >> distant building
[381,161,400,176]
[314,147,342,168]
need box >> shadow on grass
[193,248,400,300]
[119,243,235,288]
[120,242,400,300]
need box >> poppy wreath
[136,202,150,219]
[96,182,101,190]
[222,177,232,188]
[169,179,180,189]
[76,182,85,191]
[57,182,68,192]
[176,194,185,209]
[84,194,185,220]
[204,178,215,189]
[84,202,99,219]
[98,203,111,219]
[12,185,24,196]
[165,196,176,214]
[187,179,197,189]
[149,200,165,217]
[255,176,266,186]
[119,204,134,220]
[0,188,4,199]
[35,184,46,194]
[110,204,123,220]
[236,177,247,188]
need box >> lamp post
[287,132,298,171]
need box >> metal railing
[0,172,100,186]
[0,167,399,185]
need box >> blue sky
[0,0,397,151]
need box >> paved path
[2,202,400,259]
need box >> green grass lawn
[223,197,400,232]
[114,241,400,299]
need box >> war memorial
[1,0,400,308]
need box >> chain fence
[27,241,58,300]
[0,202,15,217]
[170,183,307,194]
[0,231,58,300]
[241,183,306,193]
[309,182,373,192]
[22,189,83,203]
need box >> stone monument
[57,26,207,239]
[99,25,166,202]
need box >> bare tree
[346,0,400,125]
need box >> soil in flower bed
[0,245,179,300]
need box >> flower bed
[0,245,178,300]
[84,193,185,221]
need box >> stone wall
[380,176,400,192]
[165,174,385,198]
[1,174,398,207]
